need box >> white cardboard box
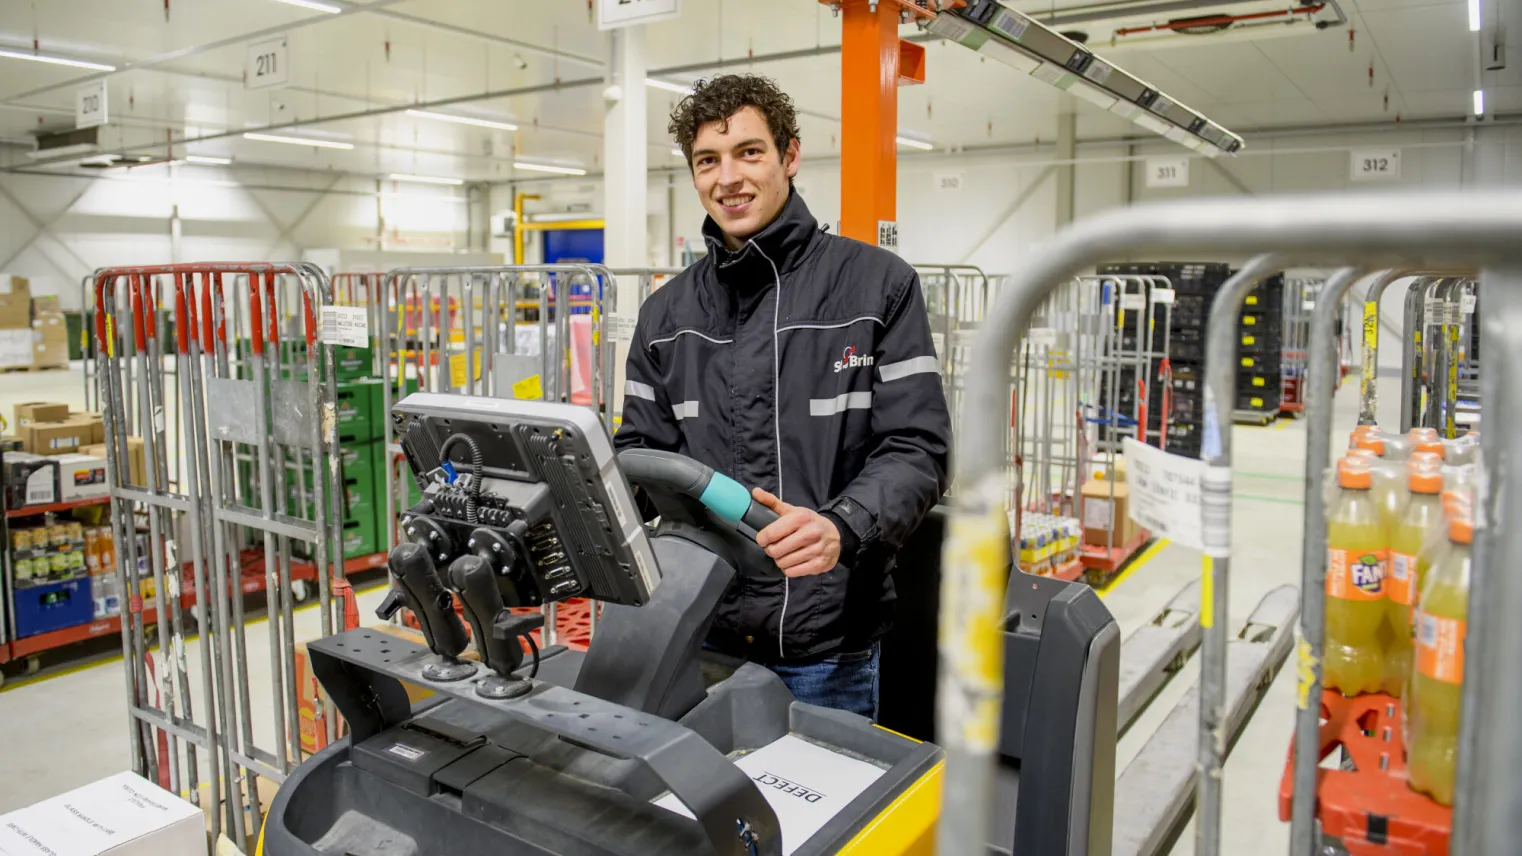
[0,772,203,856]
[53,454,108,500]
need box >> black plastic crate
[1236,388,1283,412]
[1238,310,1282,333]
[1154,262,1231,295]
[1237,352,1282,373]
[1237,328,1283,352]
[1237,369,1280,395]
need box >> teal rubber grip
[698,471,752,524]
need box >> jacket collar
[701,190,820,285]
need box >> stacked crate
[1097,262,1231,458]
[1235,274,1285,415]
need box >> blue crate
[13,577,93,638]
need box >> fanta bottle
[1325,458,1389,696]
[1384,461,1444,696]
[1354,429,1413,462]
[1406,515,1472,806]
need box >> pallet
[0,363,68,373]
[1233,407,1279,426]
[1079,528,1152,577]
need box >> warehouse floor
[0,363,1359,854]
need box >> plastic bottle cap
[1408,427,1439,444]
[1353,435,1385,455]
[1346,448,1378,461]
[1409,451,1442,467]
[1441,489,1473,510]
[1337,458,1373,489]
[1414,441,1445,455]
[1448,516,1473,544]
[1409,469,1443,493]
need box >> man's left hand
[751,488,840,578]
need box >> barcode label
[1418,612,1437,647]
[1462,293,1476,314]
[320,305,369,347]
[1150,95,1174,115]
[929,13,975,42]
[994,10,1029,40]
[605,312,637,344]
[1152,287,1176,304]
[1083,60,1113,84]
[1120,293,1146,310]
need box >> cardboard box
[0,328,31,367]
[15,401,70,428]
[30,294,60,314]
[54,453,109,500]
[3,451,58,507]
[22,421,87,456]
[0,771,203,856]
[81,437,146,486]
[64,413,105,446]
[32,311,68,369]
[0,276,29,329]
[1080,479,1136,549]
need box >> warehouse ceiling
[0,0,1511,182]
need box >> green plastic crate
[334,379,382,442]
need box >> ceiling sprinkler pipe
[1115,3,1326,37]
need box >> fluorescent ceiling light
[976,37,1040,73]
[387,173,463,186]
[243,132,354,150]
[270,0,342,13]
[513,161,587,176]
[406,109,517,131]
[1469,0,1481,31]
[1474,89,1485,116]
[896,136,934,150]
[184,155,232,165]
[645,77,692,94]
[0,47,115,72]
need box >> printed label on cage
[605,312,637,344]
[1326,547,1388,601]
[1120,293,1146,311]
[319,305,368,347]
[1200,466,1231,558]
[512,374,544,401]
[449,353,468,388]
[386,743,426,762]
[1152,287,1176,304]
[1462,293,1476,314]
[1416,611,1465,683]
[1123,437,1206,552]
[1026,327,1058,348]
[1388,551,1416,606]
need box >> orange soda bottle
[1384,458,1444,696]
[1406,515,1471,806]
[1325,458,1389,696]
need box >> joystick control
[376,543,477,682]
[448,554,543,699]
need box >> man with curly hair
[613,74,950,720]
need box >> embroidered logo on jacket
[833,346,875,373]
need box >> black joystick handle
[449,555,522,676]
[378,543,476,682]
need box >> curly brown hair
[667,74,801,168]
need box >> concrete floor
[0,362,1363,854]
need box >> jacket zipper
[748,238,789,660]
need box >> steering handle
[617,449,778,537]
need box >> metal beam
[1203,157,1255,195]
[1,0,415,104]
[0,179,95,278]
[955,166,1056,264]
[0,181,92,271]
[261,173,344,257]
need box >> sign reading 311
[1145,156,1190,189]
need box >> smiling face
[689,105,800,250]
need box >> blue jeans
[766,642,880,721]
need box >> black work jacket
[614,191,951,662]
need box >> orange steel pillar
[832,0,928,248]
